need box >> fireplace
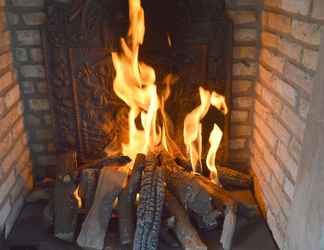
[1,0,324,250]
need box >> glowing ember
[74,185,82,208]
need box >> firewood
[118,154,146,249]
[133,153,165,250]
[54,151,78,242]
[218,166,253,190]
[79,168,98,209]
[77,165,129,250]
[77,155,131,172]
[164,191,207,250]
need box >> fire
[111,0,228,183]
[74,185,82,208]
[206,124,223,184]
[183,87,228,173]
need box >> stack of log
[50,150,256,250]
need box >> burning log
[77,155,131,172]
[118,154,146,249]
[133,154,165,250]
[161,152,237,250]
[77,165,129,250]
[54,151,78,242]
[164,191,207,250]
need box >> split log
[79,168,98,209]
[161,152,237,250]
[78,155,131,172]
[164,191,207,250]
[54,151,78,242]
[218,166,253,190]
[133,154,165,250]
[77,165,129,250]
[118,154,146,249]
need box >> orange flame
[206,124,223,184]
[73,185,82,208]
[183,87,228,173]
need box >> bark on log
[77,165,129,250]
[164,191,207,250]
[118,154,146,249]
[54,151,78,242]
[78,155,131,172]
[218,166,252,190]
[133,154,165,250]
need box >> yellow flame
[183,87,228,172]
[206,124,223,184]
[73,185,82,208]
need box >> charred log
[165,191,207,250]
[79,168,98,209]
[133,154,165,250]
[54,151,78,242]
[78,155,131,172]
[218,166,253,190]
[118,154,146,249]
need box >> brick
[261,32,279,48]
[30,48,43,62]
[231,110,249,123]
[263,0,280,8]
[0,170,16,204]
[229,150,249,162]
[20,65,45,78]
[0,200,11,228]
[281,105,306,142]
[22,12,46,25]
[264,150,284,185]
[36,80,48,93]
[302,48,319,71]
[253,128,266,152]
[1,135,27,174]
[234,28,257,42]
[12,0,44,7]
[28,98,49,111]
[254,114,278,149]
[254,99,270,121]
[228,10,257,25]
[4,85,21,109]
[232,80,253,94]
[0,103,23,138]
[263,12,291,34]
[233,96,253,109]
[35,129,53,140]
[37,155,57,165]
[281,0,311,16]
[259,65,297,107]
[48,143,56,152]
[298,97,310,120]
[283,177,295,200]
[233,46,256,60]
[1,71,15,93]
[284,62,313,95]
[44,114,54,125]
[26,113,41,126]
[233,62,257,77]
[14,48,28,62]
[229,138,246,150]
[0,52,12,71]
[312,0,324,20]
[0,10,6,31]
[0,31,11,50]
[5,195,24,237]
[288,137,302,163]
[278,38,302,62]
[277,142,299,181]
[31,144,45,153]
[291,19,321,46]
[21,80,35,94]
[230,125,252,137]
[270,175,291,218]
[260,48,286,73]
[16,30,41,46]
[15,148,31,173]
[259,85,283,115]
[7,12,19,25]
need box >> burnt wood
[133,154,165,250]
[118,154,146,249]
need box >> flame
[183,87,228,172]
[74,185,82,208]
[206,124,223,184]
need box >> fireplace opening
[1,0,323,249]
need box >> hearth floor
[7,202,278,250]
